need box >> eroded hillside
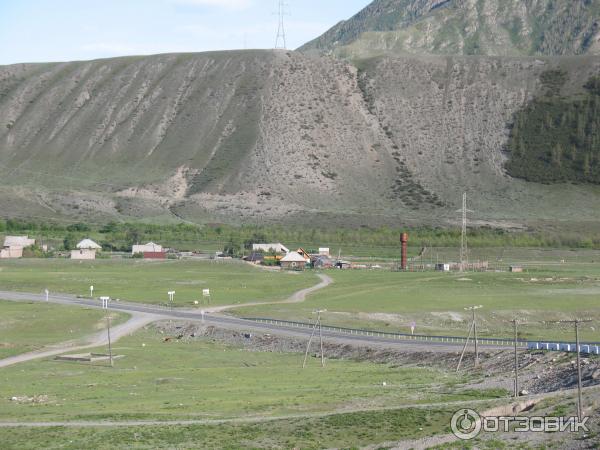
[1,51,600,229]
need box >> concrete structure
[71,249,97,260]
[280,251,308,270]
[77,239,101,250]
[252,243,289,254]
[1,235,35,259]
[132,242,163,255]
[0,247,23,259]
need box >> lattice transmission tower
[275,0,288,49]
[458,192,473,272]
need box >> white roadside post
[410,321,416,335]
[200,310,205,323]
[90,285,94,298]
[101,296,113,367]
[44,289,49,302]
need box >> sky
[0,0,371,65]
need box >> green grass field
[0,300,127,359]
[0,326,502,423]
[232,260,600,342]
[0,259,317,307]
[0,324,507,448]
[0,406,459,449]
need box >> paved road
[0,284,511,357]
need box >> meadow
[0,300,127,359]
[0,326,502,422]
[232,253,600,342]
[0,259,317,307]
[0,325,505,448]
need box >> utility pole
[302,309,326,368]
[106,301,113,367]
[274,0,288,49]
[457,305,483,371]
[559,319,592,420]
[511,319,519,398]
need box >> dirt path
[205,273,333,313]
[0,312,159,368]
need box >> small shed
[435,263,450,272]
[280,251,308,270]
[318,247,330,256]
[509,266,524,273]
[71,249,97,260]
[335,260,352,270]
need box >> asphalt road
[0,287,511,353]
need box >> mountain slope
[300,0,600,59]
[2,51,600,229]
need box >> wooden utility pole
[456,305,482,371]
[302,309,326,368]
[558,319,592,420]
[107,313,113,367]
[512,319,519,398]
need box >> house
[71,239,101,260]
[0,235,35,259]
[280,251,309,270]
[4,236,35,248]
[132,242,163,255]
[252,243,289,254]
[296,248,311,260]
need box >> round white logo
[451,408,482,440]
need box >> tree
[63,234,76,251]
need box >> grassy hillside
[300,0,600,59]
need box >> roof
[281,251,308,263]
[4,236,35,248]
[76,239,102,250]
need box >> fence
[242,317,600,354]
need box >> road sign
[90,285,94,297]
[203,289,210,297]
[100,296,110,309]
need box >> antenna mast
[275,0,287,49]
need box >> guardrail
[241,317,525,347]
[241,317,600,353]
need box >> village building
[318,247,330,256]
[0,235,35,259]
[244,252,265,264]
[71,239,101,260]
[252,243,289,254]
[280,251,309,270]
[132,242,163,255]
[313,255,334,269]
